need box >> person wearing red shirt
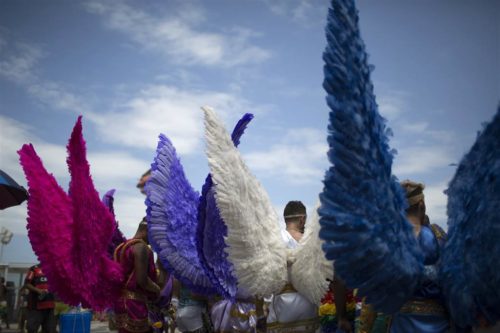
[24,264,55,333]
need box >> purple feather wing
[102,189,116,216]
[197,113,253,300]
[102,189,126,257]
[146,134,216,295]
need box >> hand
[37,289,48,295]
[337,318,353,333]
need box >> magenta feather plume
[66,116,124,309]
[18,143,82,305]
[18,116,124,310]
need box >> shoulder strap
[114,239,146,263]
[113,242,126,262]
[113,239,149,288]
[430,224,447,243]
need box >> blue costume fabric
[389,225,449,333]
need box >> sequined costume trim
[267,317,319,333]
[399,299,446,316]
[430,224,446,242]
[115,314,150,333]
[230,306,257,320]
[122,289,148,302]
[279,283,298,294]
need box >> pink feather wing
[18,144,82,305]
[66,117,124,310]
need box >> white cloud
[0,203,30,235]
[111,194,148,238]
[374,90,456,229]
[0,40,90,115]
[0,42,44,83]
[90,84,259,154]
[393,146,455,176]
[399,121,454,143]
[262,0,328,26]
[88,152,148,187]
[0,116,67,236]
[0,115,150,188]
[0,35,267,157]
[84,0,271,67]
[27,82,90,115]
[375,89,459,176]
[424,182,448,229]
[400,121,429,133]
[0,115,151,237]
[244,128,328,184]
[0,116,67,184]
[377,91,408,121]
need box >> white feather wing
[291,206,334,304]
[203,107,288,298]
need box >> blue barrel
[59,311,92,333]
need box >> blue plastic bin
[59,311,92,333]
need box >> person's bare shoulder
[132,241,148,257]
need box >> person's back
[113,219,160,333]
[115,240,156,296]
[388,181,449,333]
[266,201,318,333]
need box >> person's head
[136,169,152,195]
[0,277,4,284]
[283,201,307,233]
[400,180,427,225]
[135,217,149,243]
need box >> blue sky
[0,0,498,263]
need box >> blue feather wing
[197,113,253,300]
[318,0,423,313]
[146,134,216,295]
[440,107,500,328]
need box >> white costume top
[203,108,331,332]
[266,230,318,332]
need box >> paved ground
[1,321,111,333]
[89,321,109,333]
[3,321,181,333]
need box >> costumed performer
[113,218,161,333]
